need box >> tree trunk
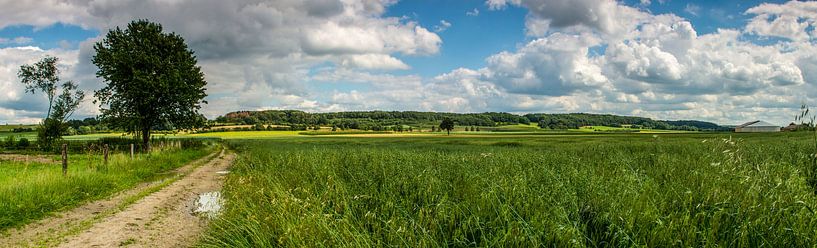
[142,128,151,153]
[447,129,450,135]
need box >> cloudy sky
[0,0,814,125]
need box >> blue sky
[0,0,813,125]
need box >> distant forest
[214,110,730,131]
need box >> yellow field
[185,131,302,139]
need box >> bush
[16,138,30,148]
[37,118,66,150]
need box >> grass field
[574,126,692,133]
[0,146,213,230]
[187,131,302,139]
[0,132,37,142]
[200,132,817,247]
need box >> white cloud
[484,33,608,95]
[745,1,817,41]
[466,8,480,16]
[684,3,700,16]
[434,20,451,32]
[340,54,410,70]
[0,36,33,45]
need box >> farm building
[735,120,780,133]
[783,123,805,132]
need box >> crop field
[0,146,212,230]
[200,132,817,247]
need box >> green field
[574,126,692,133]
[200,132,817,247]
[0,145,212,230]
[0,132,36,142]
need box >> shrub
[16,138,30,148]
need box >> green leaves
[93,20,207,145]
[439,118,455,135]
[18,56,59,97]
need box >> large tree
[92,20,207,151]
[18,56,85,147]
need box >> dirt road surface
[0,148,234,247]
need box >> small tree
[93,20,207,151]
[18,56,85,148]
[439,118,455,135]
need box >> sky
[0,0,814,126]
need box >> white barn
[735,120,780,133]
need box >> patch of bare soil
[0,149,225,247]
[0,154,57,164]
[56,150,234,248]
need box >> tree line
[214,110,727,131]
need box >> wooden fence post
[103,144,109,165]
[130,144,134,160]
[61,143,68,176]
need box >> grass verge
[0,145,213,230]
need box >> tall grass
[200,133,817,247]
[0,146,212,230]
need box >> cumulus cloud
[2,0,817,126]
[469,0,815,124]
[487,0,648,37]
[483,33,608,95]
[745,1,817,41]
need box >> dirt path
[0,148,233,247]
[56,149,234,248]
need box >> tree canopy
[439,118,455,135]
[92,20,207,150]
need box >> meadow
[200,132,817,247]
[0,144,213,230]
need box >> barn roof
[737,120,778,128]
